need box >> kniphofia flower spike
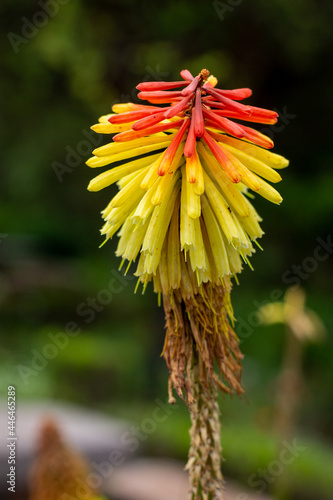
[86,69,289,500]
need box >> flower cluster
[86,69,289,498]
[87,69,288,297]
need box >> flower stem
[186,358,223,500]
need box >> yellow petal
[198,143,250,218]
[142,172,180,258]
[118,216,151,263]
[112,103,137,113]
[254,175,283,204]
[152,172,177,206]
[117,170,143,189]
[167,200,181,290]
[116,217,134,252]
[158,241,169,295]
[110,168,148,208]
[131,180,157,223]
[239,211,264,240]
[203,170,248,246]
[231,213,251,247]
[98,114,112,123]
[186,180,201,219]
[201,196,231,277]
[151,147,185,205]
[180,166,196,250]
[217,134,289,169]
[223,148,261,191]
[86,155,113,168]
[189,217,207,271]
[140,156,163,190]
[88,154,160,191]
[142,179,180,275]
[186,149,205,196]
[218,143,282,183]
[101,221,122,240]
[225,239,243,275]
[93,135,174,157]
[86,142,169,168]
[91,122,133,134]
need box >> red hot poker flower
[86,68,289,500]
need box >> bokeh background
[1,0,333,499]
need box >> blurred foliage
[148,404,333,499]
[1,0,333,498]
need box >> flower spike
[86,68,289,500]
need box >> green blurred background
[1,0,333,498]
